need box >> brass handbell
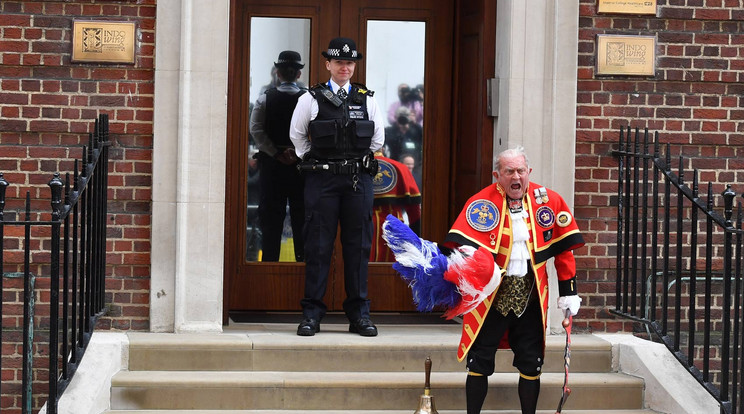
[414,356,439,414]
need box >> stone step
[107,410,659,414]
[110,370,644,411]
[126,330,611,373]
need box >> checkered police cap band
[326,48,358,58]
[322,37,363,60]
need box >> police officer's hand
[276,148,298,165]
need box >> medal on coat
[534,187,549,204]
[466,199,499,232]
[536,206,555,228]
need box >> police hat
[321,37,363,61]
[274,50,304,69]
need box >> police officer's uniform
[249,51,307,262]
[289,38,385,336]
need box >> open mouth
[511,184,521,190]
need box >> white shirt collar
[328,79,349,94]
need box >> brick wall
[1,1,155,410]
[575,0,744,333]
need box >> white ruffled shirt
[506,209,530,277]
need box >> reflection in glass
[245,17,310,263]
[366,20,426,262]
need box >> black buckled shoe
[297,318,320,336]
[349,318,378,337]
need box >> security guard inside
[249,50,306,262]
[290,37,385,337]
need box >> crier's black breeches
[465,296,544,414]
[300,170,373,322]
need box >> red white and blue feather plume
[382,215,502,319]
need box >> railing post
[623,126,633,313]
[720,185,736,405]
[738,200,744,414]
[62,174,71,381]
[650,132,660,322]
[640,128,650,318]
[48,173,64,414]
[704,183,714,383]
[0,172,7,403]
[688,172,699,368]
[72,160,81,363]
[22,192,34,414]
[631,128,641,316]
[615,126,625,312]
[674,157,685,351]
[662,143,672,336]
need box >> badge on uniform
[556,211,572,227]
[533,187,549,205]
[373,159,397,194]
[507,198,523,213]
[466,199,499,232]
[536,206,555,228]
[543,229,553,242]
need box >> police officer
[289,37,385,337]
[250,50,307,262]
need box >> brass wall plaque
[72,20,136,64]
[596,35,656,76]
[598,0,657,15]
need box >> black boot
[518,375,540,414]
[466,374,488,414]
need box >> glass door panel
[245,17,310,263]
[366,20,426,263]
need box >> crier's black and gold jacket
[306,83,375,161]
[443,182,584,361]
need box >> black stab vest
[265,87,306,149]
[306,83,375,160]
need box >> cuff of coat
[558,277,577,296]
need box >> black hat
[274,50,304,69]
[321,37,363,61]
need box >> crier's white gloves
[557,295,582,317]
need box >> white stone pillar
[493,0,580,333]
[152,0,229,333]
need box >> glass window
[366,20,426,262]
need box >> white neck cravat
[506,209,530,277]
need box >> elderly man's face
[493,154,532,200]
[401,156,415,172]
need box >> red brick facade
[575,0,744,332]
[1,1,155,411]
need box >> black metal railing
[612,126,744,414]
[0,114,110,414]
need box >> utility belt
[297,159,363,175]
[299,152,378,176]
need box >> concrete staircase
[105,323,658,413]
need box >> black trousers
[301,170,374,322]
[257,153,305,262]
[466,295,545,377]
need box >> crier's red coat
[371,155,421,262]
[444,182,584,361]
